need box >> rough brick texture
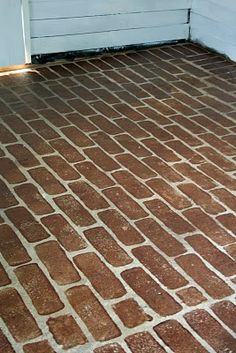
[0,43,236,353]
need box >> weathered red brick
[41,214,86,251]
[139,121,173,141]
[47,96,73,114]
[6,206,49,242]
[0,288,41,342]
[185,309,236,353]
[199,133,236,156]
[29,120,60,140]
[74,252,126,299]
[40,108,69,126]
[142,138,180,162]
[184,208,235,245]
[0,158,26,184]
[7,144,39,168]
[143,156,183,182]
[43,155,80,181]
[15,264,64,314]
[89,115,122,134]
[36,241,81,285]
[50,138,85,162]
[29,167,66,195]
[176,287,206,306]
[91,101,120,118]
[113,298,151,328]
[144,98,176,116]
[197,146,236,171]
[112,171,153,199]
[69,181,109,210]
[0,224,31,266]
[66,285,121,341]
[137,106,171,125]
[179,183,225,214]
[84,227,132,267]
[54,195,95,226]
[61,126,94,147]
[166,125,202,146]
[65,112,97,132]
[176,254,233,299]
[115,134,151,158]
[0,124,16,144]
[15,183,54,215]
[94,343,126,353]
[154,320,208,353]
[147,179,191,210]
[217,213,236,234]
[0,263,11,286]
[122,267,181,316]
[22,133,54,155]
[116,153,156,179]
[133,246,187,289]
[98,209,144,245]
[84,147,120,171]
[166,140,205,164]
[115,118,149,138]
[212,300,236,333]
[90,131,124,154]
[0,329,15,353]
[23,340,55,353]
[193,115,229,136]
[212,188,236,212]
[168,114,205,134]
[135,218,186,257]
[145,199,194,234]
[125,331,167,353]
[104,187,148,220]
[47,315,87,349]
[75,161,114,188]
[174,163,216,189]
[112,103,144,121]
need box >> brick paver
[0,43,236,352]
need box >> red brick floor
[0,43,236,353]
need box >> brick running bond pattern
[0,43,236,353]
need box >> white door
[0,0,30,68]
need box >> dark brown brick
[174,163,216,189]
[115,134,151,158]
[166,140,205,164]
[122,267,181,316]
[2,116,31,134]
[84,227,132,267]
[6,207,49,242]
[66,112,97,132]
[185,310,236,353]
[115,118,149,138]
[61,126,94,147]
[89,115,122,135]
[112,171,153,199]
[217,213,236,234]
[184,208,235,245]
[143,156,183,182]
[142,138,180,162]
[23,340,55,353]
[176,254,233,299]
[0,158,26,184]
[94,343,126,353]
[91,101,120,118]
[41,214,86,251]
[22,133,54,155]
[104,187,147,220]
[212,188,236,212]
[15,183,54,215]
[66,285,121,341]
[113,103,145,121]
[147,178,191,210]
[113,299,151,328]
[15,264,64,315]
[187,234,236,276]
[166,125,202,146]
[193,115,229,136]
[29,167,66,195]
[54,195,95,226]
[0,224,31,266]
[47,315,87,349]
[179,183,225,214]
[116,153,156,179]
[145,199,194,234]
[98,209,144,245]
[139,121,173,141]
[50,138,85,163]
[75,161,114,188]
[74,252,126,299]
[69,181,109,210]
[0,330,15,353]
[29,120,59,140]
[43,155,80,181]
[125,332,167,353]
[0,124,17,144]
[0,263,11,286]
[136,218,186,257]
[84,147,120,171]
[199,133,236,156]
[176,287,206,306]
[197,146,236,171]
[90,131,124,154]
[212,300,236,333]
[154,320,208,353]
[7,144,39,168]
[0,288,41,342]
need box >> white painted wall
[29,0,191,55]
[0,0,30,67]
[191,0,236,61]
